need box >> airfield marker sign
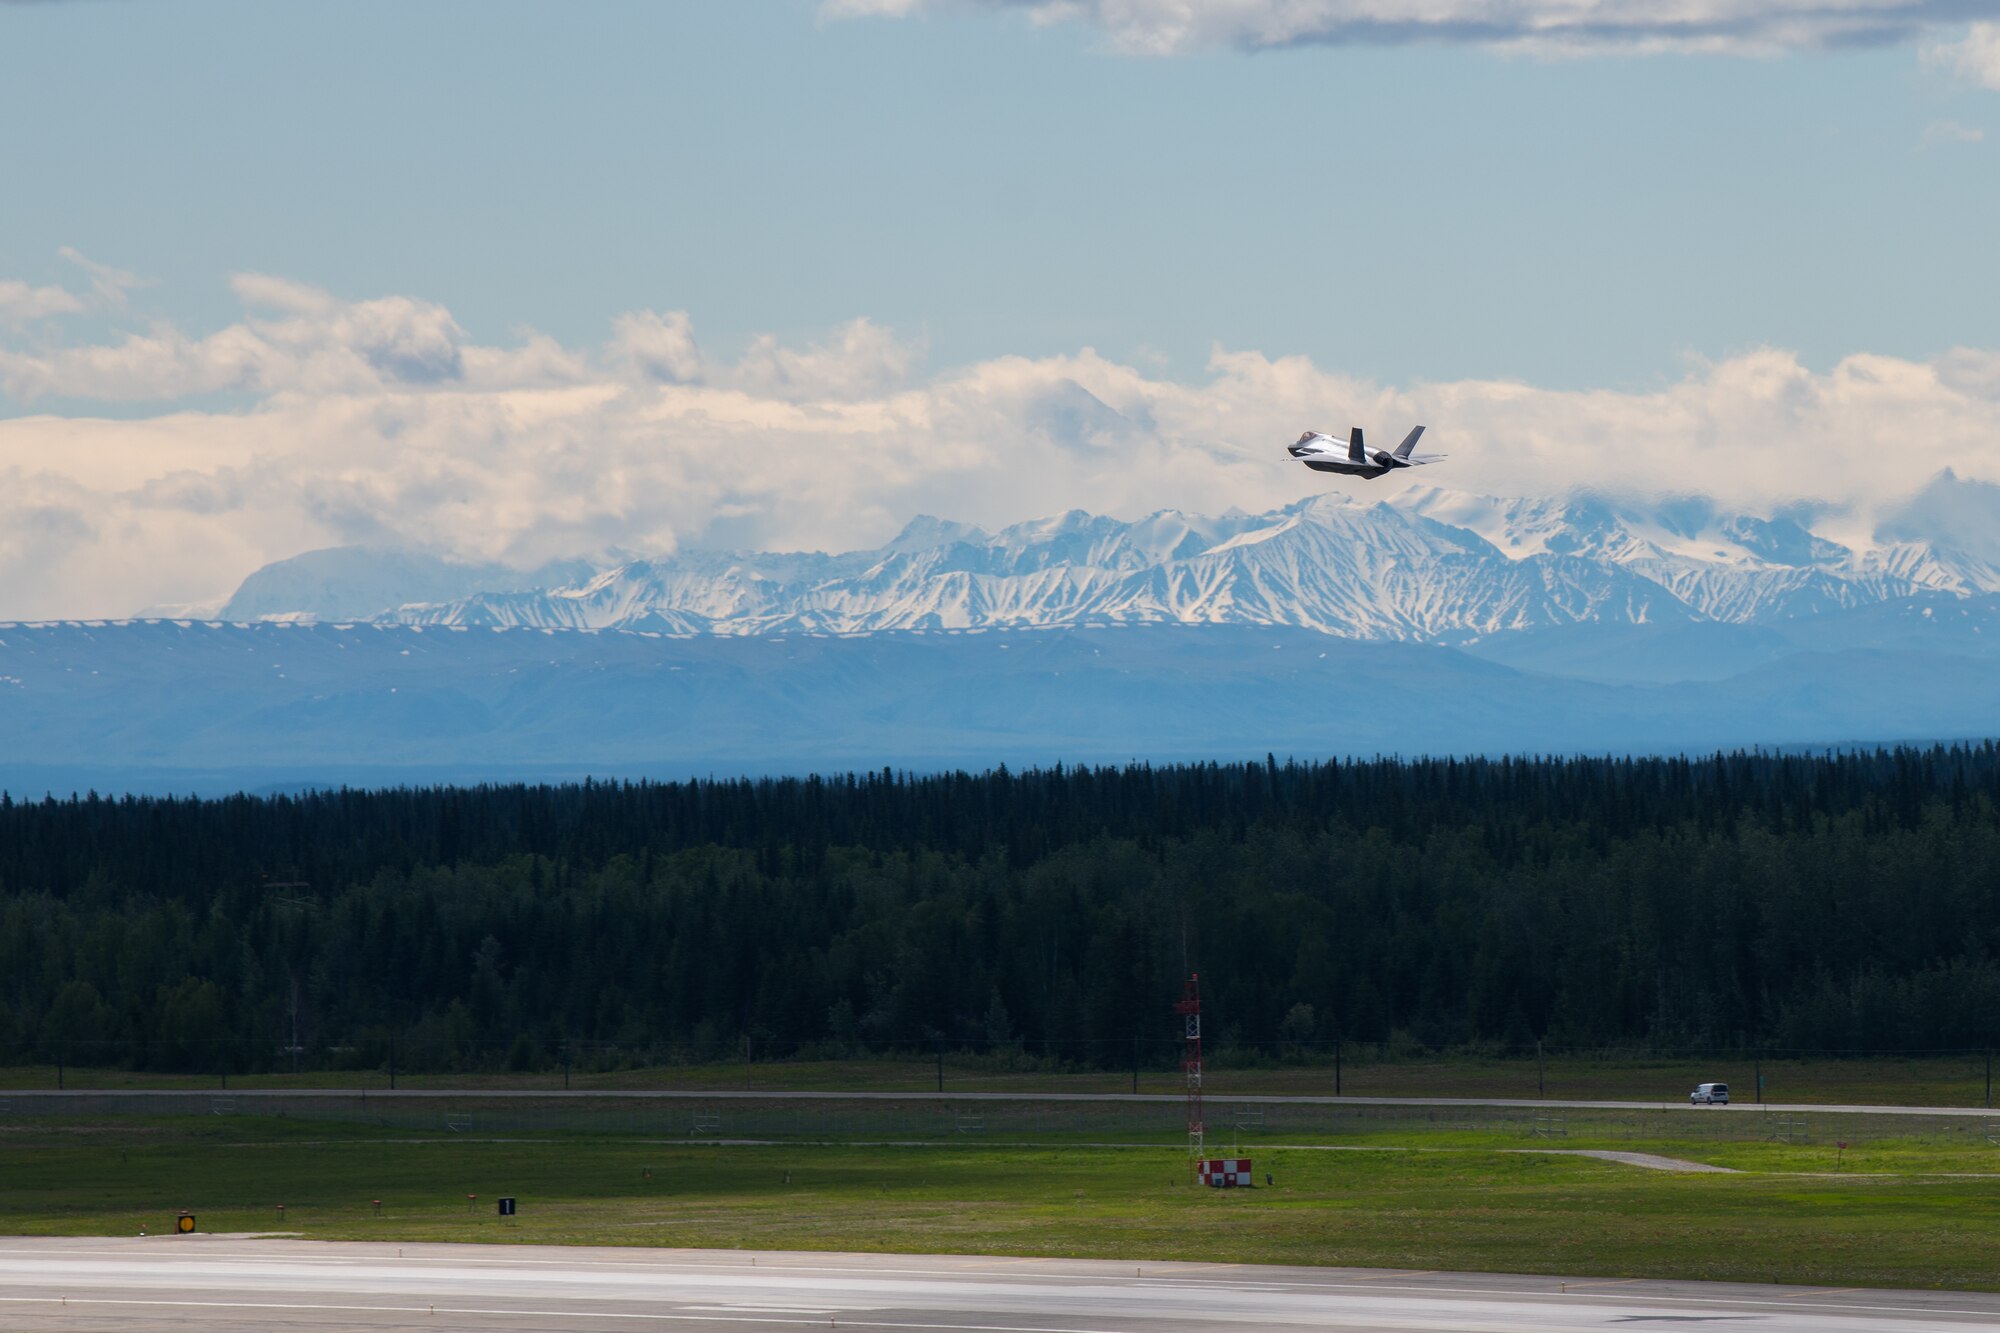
[1198,1158,1253,1188]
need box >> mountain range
[218,469,2000,646]
[10,469,2000,793]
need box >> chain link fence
[3,1036,1997,1109]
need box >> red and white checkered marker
[1198,1158,1252,1188]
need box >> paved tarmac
[0,1237,1995,1332]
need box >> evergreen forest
[4,746,2000,1074]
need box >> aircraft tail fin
[1348,427,1366,463]
[1394,426,1426,459]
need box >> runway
[0,1237,1995,1332]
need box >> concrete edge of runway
[3,1234,1998,1327]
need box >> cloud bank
[2,268,1999,619]
[1929,20,2000,85]
[824,0,2000,56]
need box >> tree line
[3,746,2000,1072]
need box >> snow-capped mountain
[219,546,600,623]
[211,470,2000,643]
[15,472,2000,792]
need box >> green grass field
[3,1115,1998,1290]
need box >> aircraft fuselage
[1298,457,1399,479]
[1289,426,1440,481]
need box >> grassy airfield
[3,1115,1997,1290]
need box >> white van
[1690,1082,1730,1105]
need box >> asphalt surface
[0,1237,1995,1332]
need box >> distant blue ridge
[3,619,1999,797]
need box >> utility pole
[1173,974,1204,1161]
[267,887,313,1079]
[286,977,303,1076]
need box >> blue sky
[4,0,1994,387]
[0,0,1997,616]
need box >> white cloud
[0,280,84,325]
[608,310,920,400]
[821,0,930,15]
[612,309,704,385]
[1921,117,1987,144]
[58,247,145,307]
[2,268,1999,619]
[230,272,338,315]
[826,0,2000,55]
[730,317,921,402]
[0,279,467,400]
[1927,21,2000,88]
[0,247,143,326]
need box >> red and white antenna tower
[1173,973,1203,1159]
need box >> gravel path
[1514,1148,1739,1173]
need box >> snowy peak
[1387,486,1826,568]
[220,546,598,623]
[1879,468,2000,565]
[980,507,1259,573]
[884,514,989,554]
[209,472,2000,643]
[1713,514,1849,568]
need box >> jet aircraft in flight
[1288,426,1442,479]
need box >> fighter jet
[1288,426,1442,480]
